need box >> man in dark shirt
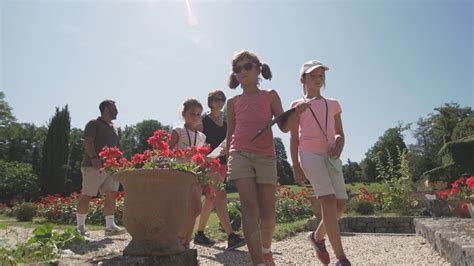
[76,100,125,236]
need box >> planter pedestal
[113,169,197,256]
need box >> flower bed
[35,192,125,225]
[435,175,474,218]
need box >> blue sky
[1,0,472,163]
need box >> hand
[328,145,342,159]
[293,164,306,186]
[294,102,309,115]
[91,158,102,169]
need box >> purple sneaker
[307,232,330,264]
[336,258,351,266]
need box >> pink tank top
[229,90,275,157]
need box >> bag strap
[305,97,329,142]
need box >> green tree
[66,128,84,194]
[274,137,294,185]
[409,103,473,180]
[135,120,170,153]
[40,106,71,195]
[0,160,40,200]
[0,91,16,127]
[119,125,138,159]
[343,158,362,183]
[361,125,408,181]
[0,122,47,170]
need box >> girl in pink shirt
[226,50,305,266]
[290,60,351,266]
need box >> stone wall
[414,218,474,266]
[306,216,417,234]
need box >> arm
[225,97,236,157]
[84,136,101,169]
[270,90,307,133]
[168,130,180,150]
[328,113,345,159]
[269,90,286,132]
[290,115,306,185]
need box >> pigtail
[227,72,240,89]
[261,63,272,80]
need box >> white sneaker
[104,225,126,236]
[76,226,88,236]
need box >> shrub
[350,199,375,215]
[0,160,40,201]
[376,147,414,213]
[223,201,241,232]
[13,202,36,221]
[275,185,313,223]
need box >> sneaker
[76,226,88,236]
[104,225,126,236]
[227,233,246,250]
[307,232,330,264]
[193,232,215,246]
[263,252,275,266]
[336,258,351,266]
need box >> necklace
[184,125,197,147]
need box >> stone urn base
[113,169,197,256]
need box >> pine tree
[40,106,71,195]
[274,137,294,185]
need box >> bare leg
[77,195,92,214]
[197,197,215,232]
[235,178,263,265]
[318,195,346,260]
[256,184,276,250]
[315,199,347,239]
[214,188,234,235]
[103,191,118,216]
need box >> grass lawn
[0,214,103,231]
[345,182,385,193]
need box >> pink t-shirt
[290,97,342,155]
[230,90,275,157]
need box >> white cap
[300,60,329,76]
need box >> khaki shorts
[300,152,348,199]
[81,167,119,197]
[227,151,278,185]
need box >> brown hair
[99,99,116,113]
[207,90,226,109]
[227,50,272,89]
[181,98,203,117]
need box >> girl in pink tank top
[225,50,305,265]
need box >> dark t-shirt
[202,114,227,164]
[81,117,119,167]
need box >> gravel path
[2,227,449,265]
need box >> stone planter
[447,200,471,218]
[426,199,451,217]
[468,203,474,220]
[113,169,197,256]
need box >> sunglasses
[233,62,255,74]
